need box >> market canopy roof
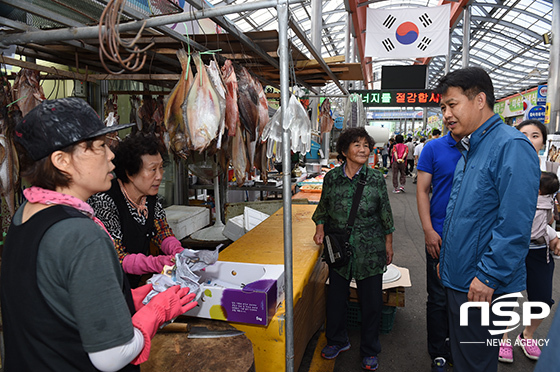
[0,0,553,100]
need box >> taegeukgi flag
[365,4,450,58]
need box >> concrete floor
[298,170,558,372]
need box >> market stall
[217,204,327,372]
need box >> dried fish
[183,53,224,153]
[254,142,268,183]
[236,66,259,142]
[12,69,45,117]
[0,135,18,216]
[230,126,250,186]
[206,59,226,150]
[221,60,240,137]
[163,49,193,159]
[130,95,141,132]
[255,79,269,141]
[0,76,20,217]
[319,99,334,139]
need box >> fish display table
[218,204,327,372]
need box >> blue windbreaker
[440,114,540,294]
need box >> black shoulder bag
[323,170,367,268]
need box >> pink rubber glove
[131,285,197,364]
[131,284,153,311]
[160,236,185,256]
[122,254,174,275]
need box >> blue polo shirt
[416,133,461,236]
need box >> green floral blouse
[312,164,395,280]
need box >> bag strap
[346,168,367,235]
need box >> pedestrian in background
[405,137,416,177]
[391,134,408,193]
[381,141,390,168]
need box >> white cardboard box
[184,261,285,326]
[164,205,210,240]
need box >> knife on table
[160,322,245,339]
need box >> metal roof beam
[184,0,317,93]
[0,0,304,47]
[288,12,348,94]
[471,15,544,40]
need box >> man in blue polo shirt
[416,122,462,372]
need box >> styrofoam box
[243,206,270,231]
[184,261,285,326]
[223,215,246,241]
[164,205,210,240]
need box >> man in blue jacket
[436,67,541,372]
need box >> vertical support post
[548,0,560,133]
[345,14,351,91]
[277,2,294,371]
[462,5,470,68]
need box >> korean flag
[365,4,450,59]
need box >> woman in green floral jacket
[313,127,394,371]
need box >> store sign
[349,89,441,107]
[526,105,546,122]
[368,111,423,119]
[537,85,548,105]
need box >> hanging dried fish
[319,98,334,138]
[163,49,193,160]
[0,76,21,217]
[183,53,224,153]
[230,125,250,186]
[12,69,45,117]
[221,60,240,137]
[255,79,269,141]
[236,66,259,142]
[206,59,226,150]
[130,95,141,132]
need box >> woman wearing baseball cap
[0,98,197,372]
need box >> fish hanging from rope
[206,59,226,151]
[0,75,21,217]
[163,48,193,160]
[183,53,224,153]
[221,60,240,137]
[230,124,250,186]
[236,66,259,142]
[12,69,45,117]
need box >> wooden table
[218,204,327,372]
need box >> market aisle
[299,169,558,372]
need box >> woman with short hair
[312,127,395,371]
[0,98,196,371]
[89,133,185,288]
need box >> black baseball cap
[14,97,135,161]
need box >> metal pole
[462,5,470,68]
[277,1,294,372]
[549,0,560,133]
[345,14,351,91]
[0,0,304,47]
